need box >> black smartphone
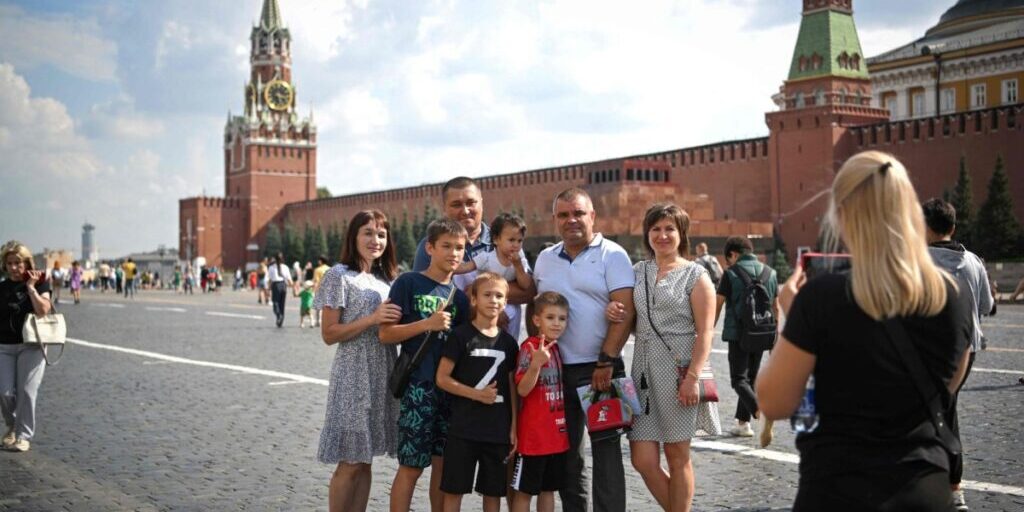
[800,252,851,280]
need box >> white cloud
[285,0,369,62]
[85,96,166,139]
[0,4,118,81]
[0,63,102,179]
[155,21,194,71]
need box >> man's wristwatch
[596,352,619,368]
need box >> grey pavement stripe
[64,337,1024,497]
[205,311,266,320]
[91,303,126,308]
[984,346,1024,352]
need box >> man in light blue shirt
[533,188,635,512]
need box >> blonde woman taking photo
[757,152,972,511]
[0,242,53,453]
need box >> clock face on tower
[264,80,293,111]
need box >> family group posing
[312,150,981,512]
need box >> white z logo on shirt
[470,348,506,403]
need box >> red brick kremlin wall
[282,104,1021,261]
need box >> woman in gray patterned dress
[607,203,720,512]
[314,210,402,512]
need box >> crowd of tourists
[0,150,1000,512]
[304,150,996,512]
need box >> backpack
[696,255,723,286]
[731,264,777,352]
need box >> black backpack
[731,264,777,352]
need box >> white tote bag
[21,313,67,365]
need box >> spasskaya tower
[179,0,317,269]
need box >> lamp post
[921,44,945,115]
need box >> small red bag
[678,362,719,403]
[586,386,634,439]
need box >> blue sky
[0,0,947,258]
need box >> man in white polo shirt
[533,188,635,512]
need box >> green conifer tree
[395,211,418,269]
[263,223,282,258]
[974,155,1022,259]
[283,222,305,265]
[326,223,342,263]
[950,156,974,248]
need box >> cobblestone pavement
[1,288,1022,511]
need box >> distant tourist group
[302,150,996,512]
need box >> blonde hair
[1,241,34,273]
[469,271,509,299]
[825,151,953,320]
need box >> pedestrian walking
[533,188,635,512]
[68,261,83,304]
[714,235,779,446]
[257,259,269,304]
[757,151,973,511]
[693,242,724,289]
[312,256,331,327]
[234,268,242,291]
[98,261,111,292]
[0,241,54,453]
[266,253,293,328]
[314,210,402,512]
[121,258,137,298]
[48,262,64,305]
[607,203,721,512]
[923,198,995,511]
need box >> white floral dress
[629,261,722,442]
[314,265,400,464]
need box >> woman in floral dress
[314,210,402,512]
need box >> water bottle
[790,376,819,434]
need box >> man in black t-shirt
[435,273,519,511]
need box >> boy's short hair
[922,197,956,236]
[491,213,526,239]
[723,236,753,258]
[532,291,569,315]
[469,271,509,297]
[426,218,469,244]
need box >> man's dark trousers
[727,341,764,422]
[560,360,626,512]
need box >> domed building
[868,0,1024,118]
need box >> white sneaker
[2,426,14,448]
[953,489,968,511]
[6,438,29,452]
[729,422,754,437]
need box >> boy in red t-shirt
[512,291,570,512]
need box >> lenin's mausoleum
[181,0,1024,268]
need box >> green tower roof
[260,0,284,31]
[788,10,869,81]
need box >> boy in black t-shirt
[381,219,471,512]
[436,272,519,511]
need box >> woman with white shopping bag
[0,241,54,453]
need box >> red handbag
[586,385,634,440]
[678,362,719,403]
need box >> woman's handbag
[643,262,718,403]
[21,311,67,366]
[387,285,457,399]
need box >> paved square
[2,289,1022,511]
